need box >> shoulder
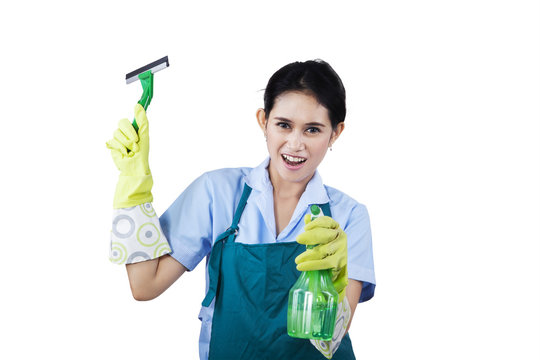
[324,185,369,226]
[169,166,252,205]
[325,185,367,212]
[202,167,252,191]
[204,167,251,184]
[198,166,252,203]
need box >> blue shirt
[159,157,376,360]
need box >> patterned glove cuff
[310,297,351,359]
[109,203,171,264]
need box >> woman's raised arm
[126,255,188,301]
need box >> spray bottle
[287,205,339,341]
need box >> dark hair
[263,59,346,129]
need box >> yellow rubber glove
[106,104,153,209]
[295,215,348,302]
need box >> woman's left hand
[295,215,348,302]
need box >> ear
[256,108,267,134]
[329,122,345,147]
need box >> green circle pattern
[314,339,332,358]
[139,203,156,218]
[137,223,161,247]
[110,242,128,264]
[154,242,171,258]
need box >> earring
[329,145,333,151]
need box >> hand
[295,215,348,302]
[106,104,150,176]
[106,104,153,208]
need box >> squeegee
[125,56,170,132]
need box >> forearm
[345,280,362,334]
[125,257,159,300]
[126,255,187,301]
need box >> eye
[306,127,321,134]
[276,122,290,129]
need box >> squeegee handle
[132,70,154,132]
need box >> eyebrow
[273,117,327,127]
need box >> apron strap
[226,183,252,243]
[319,202,332,218]
[202,183,252,307]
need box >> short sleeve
[159,173,213,271]
[343,204,376,303]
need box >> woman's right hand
[106,104,153,208]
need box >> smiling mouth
[281,154,307,166]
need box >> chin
[278,166,313,184]
[269,154,316,184]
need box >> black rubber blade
[126,56,169,84]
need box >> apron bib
[202,184,355,360]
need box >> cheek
[266,135,281,154]
[310,137,331,156]
[267,132,284,147]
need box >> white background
[1,1,539,359]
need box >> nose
[286,129,305,151]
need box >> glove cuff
[310,296,352,359]
[113,174,153,209]
[110,203,171,264]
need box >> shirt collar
[245,157,330,205]
[245,157,271,192]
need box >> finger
[117,118,139,152]
[113,128,139,152]
[304,216,339,231]
[118,118,139,143]
[296,228,339,245]
[295,248,321,264]
[320,250,340,264]
[106,138,128,156]
[303,214,311,225]
[321,241,339,256]
[295,241,339,263]
[296,258,334,272]
[134,104,150,149]
[134,104,148,133]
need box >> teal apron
[202,184,356,360]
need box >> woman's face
[257,91,344,186]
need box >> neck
[267,161,314,200]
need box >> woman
[107,59,376,360]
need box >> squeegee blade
[126,56,169,84]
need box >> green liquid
[287,270,338,341]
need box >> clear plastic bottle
[287,205,338,341]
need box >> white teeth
[282,154,306,163]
